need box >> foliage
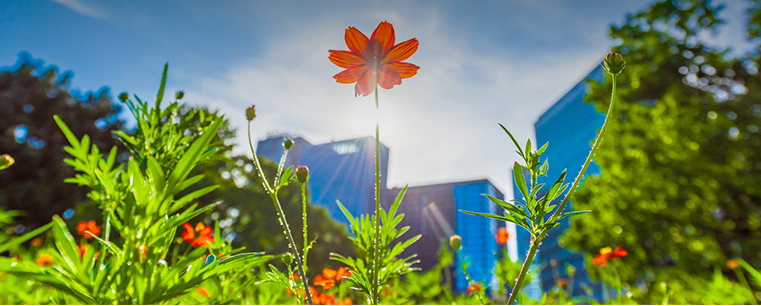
[330,186,422,304]
[560,0,761,303]
[0,64,273,304]
[0,52,125,228]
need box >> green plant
[0,64,273,304]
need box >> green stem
[507,73,619,305]
[302,183,308,270]
[733,268,758,304]
[456,250,485,305]
[372,82,381,305]
[248,122,314,305]
[274,148,288,187]
[549,74,617,223]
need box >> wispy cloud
[49,0,104,19]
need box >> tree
[560,0,761,304]
[0,52,124,228]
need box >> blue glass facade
[257,135,389,227]
[513,65,609,300]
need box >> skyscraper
[513,65,608,301]
[391,179,506,292]
[257,135,389,227]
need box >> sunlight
[348,100,399,141]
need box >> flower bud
[449,235,461,251]
[118,92,129,103]
[296,166,309,183]
[602,52,626,75]
[0,154,14,170]
[246,105,257,121]
[281,252,294,266]
[726,259,739,269]
[283,138,294,150]
[175,91,185,100]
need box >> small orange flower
[496,227,509,244]
[77,244,100,259]
[314,292,336,305]
[196,287,209,298]
[557,278,568,289]
[329,21,420,97]
[341,297,353,305]
[467,283,482,295]
[593,246,626,266]
[727,259,740,269]
[139,245,149,258]
[335,267,352,280]
[314,274,335,290]
[76,220,101,239]
[612,246,627,258]
[182,222,214,247]
[31,238,42,247]
[36,253,54,267]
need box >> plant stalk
[371,83,382,305]
[506,74,619,305]
[248,122,314,305]
[456,250,485,305]
[302,183,309,268]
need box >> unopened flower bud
[282,252,294,266]
[246,105,257,121]
[296,166,309,183]
[118,92,129,103]
[449,235,461,251]
[602,52,626,75]
[175,91,185,100]
[0,154,14,170]
[283,138,294,150]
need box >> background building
[257,135,389,226]
[391,179,506,293]
[513,65,609,301]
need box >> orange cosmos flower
[76,220,101,239]
[31,237,42,247]
[496,227,509,245]
[612,246,628,258]
[196,287,209,298]
[467,283,482,295]
[314,292,337,305]
[314,274,335,290]
[182,222,214,247]
[36,253,54,267]
[341,297,353,305]
[593,246,627,266]
[335,267,352,280]
[329,21,420,97]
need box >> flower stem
[506,74,619,305]
[372,82,381,305]
[456,250,485,305]
[302,182,309,269]
[248,122,314,305]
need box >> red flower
[612,246,628,258]
[329,21,420,97]
[496,227,509,245]
[182,222,214,247]
[467,283,482,295]
[76,220,101,239]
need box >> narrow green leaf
[459,210,507,221]
[166,117,223,194]
[156,63,168,109]
[513,164,529,201]
[389,185,408,218]
[88,233,123,257]
[557,210,592,221]
[499,123,524,158]
[51,216,80,273]
[0,222,52,253]
[53,115,80,149]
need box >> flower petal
[386,38,418,62]
[371,21,395,54]
[384,62,419,79]
[182,223,195,242]
[378,66,402,90]
[333,66,367,84]
[329,50,365,68]
[355,70,377,97]
[345,27,369,57]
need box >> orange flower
[612,246,627,258]
[196,287,209,298]
[314,274,336,289]
[76,220,101,239]
[77,244,100,259]
[335,267,352,280]
[31,238,42,247]
[496,227,509,244]
[329,21,420,97]
[139,245,149,258]
[341,297,353,305]
[467,283,482,295]
[727,259,740,269]
[314,292,336,305]
[557,278,568,289]
[36,253,54,267]
[182,222,214,247]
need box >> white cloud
[49,0,105,19]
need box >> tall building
[513,65,609,301]
[390,179,506,292]
[257,135,389,226]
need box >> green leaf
[88,233,123,257]
[557,210,592,221]
[388,185,408,219]
[499,123,524,158]
[166,117,223,194]
[483,194,528,218]
[513,164,529,201]
[51,215,80,273]
[459,210,507,221]
[156,62,168,109]
[0,222,52,253]
[53,115,81,149]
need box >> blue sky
[1,0,755,196]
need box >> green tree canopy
[561,0,761,304]
[0,52,124,228]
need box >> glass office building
[513,65,609,301]
[391,179,506,293]
[257,135,389,227]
